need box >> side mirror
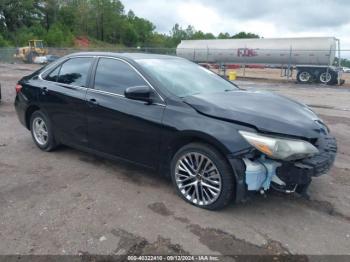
[124,85,152,103]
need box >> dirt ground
[0,63,350,258]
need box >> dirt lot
[0,63,350,257]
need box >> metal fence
[0,47,177,64]
[0,48,18,63]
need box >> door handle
[41,87,49,95]
[88,98,99,107]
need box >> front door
[86,57,165,168]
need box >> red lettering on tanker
[237,48,257,57]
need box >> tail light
[15,84,22,93]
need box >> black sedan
[14,52,337,210]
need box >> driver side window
[94,58,147,95]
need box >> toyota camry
[14,52,337,210]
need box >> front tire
[171,143,235,210]
[30,110,57,151]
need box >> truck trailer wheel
[297,71,311,83]
[319,71,336,85]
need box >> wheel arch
[159,131,233,179]
[167,131,231,162]
[25,104,41,130]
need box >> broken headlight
[239,130,319,161]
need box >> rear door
[86,57,165,168]
[39,57,93,147]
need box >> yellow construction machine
[14,40,48,63]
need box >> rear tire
[319,71,336,85]
[170,142,235,210]
[297,70,311,83]
[30,110,57,151]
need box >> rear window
[45,65,60,82]
[58,58,93,87]
[43,57,93,87]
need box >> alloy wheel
[175,152,222,206]
[32,117,49,146]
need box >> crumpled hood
[183,90,324,139]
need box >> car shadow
[53,145,171,189]
[43,145,350,222]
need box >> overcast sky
[123,0,350,54]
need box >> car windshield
[136,58,238,97]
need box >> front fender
[161,104,253,155]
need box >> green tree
[37,0,60,31]
[0,0,42,44]
[14,27,37,46]
[0,0,40,32]
[129,15,155,46]
[203,33,215,39]
[169,24,188,46]
[89,0,124,42]
[122,23,138,46]
[147,33,170,48]
[342,59,350,67]
[58,3,78,33]
[218,32,231,39]
[0,0,262,49]
[231,32,260,39]
[334,57,350,67]
[0,33,10,47]
[44,23,74,47]
[185,25,195,39]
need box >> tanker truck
[176,37,344,85]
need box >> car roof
[66,52,181,61]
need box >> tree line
[0,0,260,48]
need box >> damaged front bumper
[276,134,337,183]
[230,134,337,202]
